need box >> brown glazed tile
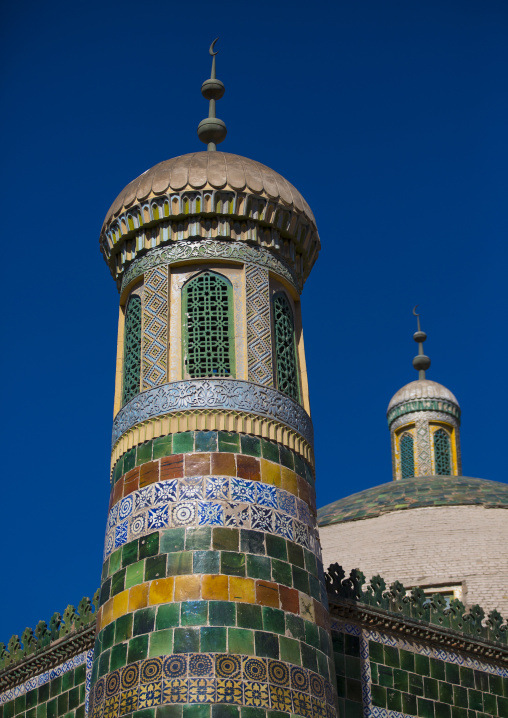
[237,455,261,481]
[313,599,329,630]
[297,476,310,506]
[139,461,159,487]
[160,454,184,480]
[279,585,300,615]
[309,487,317,515]
[211,452,236,477]
[185,453,211,477]
[123,467,140,497]
[256,580,280,608]
[111,479,123,509]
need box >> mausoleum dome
[100,152,320,289]
[388,379,459,413]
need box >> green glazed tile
[128,634,149,663]
[345,634,360,657]
[387,688,402,712]
[38,684,50,703]
[182,706,210,718]
[36,704,47,718]
[271,559,292,586]
[488,674,503,695]
[303,549,317,577]
[474,670,489,692]
[181,600,208,626]
[200,626,226,653]
[240,434,261,457]
[139,532,160,559]
[417,698,435,718]
[237,603,262,630]
[344,700,363,718]
[254,631,279,659]
[99,577,111,606]
[193,550,220,574]
[434,703,451,718]
[47,700,57,718]
[291,566,309,594]
[160,529,186,553]
[286,541,304,568]
[445,662,460,685]
[393,668,409,693]
[300,643,317,673]
[430,658,446,681]
[384,645,400,669]
[371,685,386,708]
[228,627,254,655]
[451,708,467,718]
[156,603,180,629]
[115,613,133,642]
[497,697,508,716]
[133,606,156,636]
[240,529,265,555]
[260,438,279,463]
[265,534,287,561]
[111,567,126,596]
[408,672,424,696]
[149,629,173,657]
[402,692,417,715]
[102,621,115,650]
[453,685,468,709]
[468,689,483,712]
[122,540,139,567]
[279,445,294,470]
[173,627,199,653]
[25,691,37,711]
[113,456,124,483]
[332,630,344,653]
[304,621,320,649]
[145,554,167,581]
[62,671,74,691]
[241,708,265,718]
[166,552,192,576]
[110,642,128,671]
[125,560,144,589]
[246,554,271,580]
[212,707,238,718]
[134,710,157,718]
[195,431,217,452]
[98,649,110,678]
[217,431,240,452]
[262,607,285,634]
[378,665,393,688]
[136,441,153,465]
[172,432,194,454]
[212,527,239,551]
[424,677,439,701]
[156,706,183,718]
[109,548,122,575]
[123,448,136,473]
[68,687,80,711]
[186,528,212,551]
[153,434,173,459]
[279,636,300,665]
[370,662,378,684]
[369,641,385,664]
[57,695,68,716]
[221,551,246,576]
[209,600,236,626]
[285,613,305,641]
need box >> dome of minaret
[387,378,460,425]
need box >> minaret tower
[90,43,337,718]
[387,308,462,480]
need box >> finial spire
[197,38,227,151]
[412,305,431,379]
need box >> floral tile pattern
[104,477,320,560]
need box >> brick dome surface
[387,379,459,413]
[317,476,508,526]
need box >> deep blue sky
[1,0,506,641]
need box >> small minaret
[387,308,462,480]
[90,41,338,718]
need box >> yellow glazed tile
[260,459,281,488]
[201,574,229,601]
[229,577,255,604]
[149,577,174,605]
[129,583,149,611]
[102,598,114,628]
[112,590,129,621]
[281,467,297,495]
[174,574,201,601]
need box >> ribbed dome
[103,152,316,230]
[387,379,459,413]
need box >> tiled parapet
[92,434,337,716]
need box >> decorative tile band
[246,265,273,387]
[0,650,93,717]
[141,267,168,390]
[103,478,319,561]
[112,380,314,448]
[90,653,335,717]
[121,240,300,295]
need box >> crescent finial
[209,37,219,56]
[412,305,419,317]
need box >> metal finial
[197,38,227,151]
[412,306,431,380]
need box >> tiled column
[90,430,337,718]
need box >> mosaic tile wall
[0,651,93,718]
[92,432,337,717]
[332,622,508,718]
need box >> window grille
[434,429,452,475]
[273,293,300,402]
[122,294,142,406]
[182,271,235,378]
[400,433,415,478]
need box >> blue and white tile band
[104,477,320,561]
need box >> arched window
[122,294,142,406]
[273,292,300,402]
[434,429,452,476]
[182,271,235,378]
[400,433,415,478]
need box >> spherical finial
[413,354,431,372]
[197,38,227,151]
[412,306,430,379]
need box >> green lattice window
[182,271,235,378]
[400,433,415,478]
[122,294,142,406]
[434,428,452,476]
[273,292,300,402]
